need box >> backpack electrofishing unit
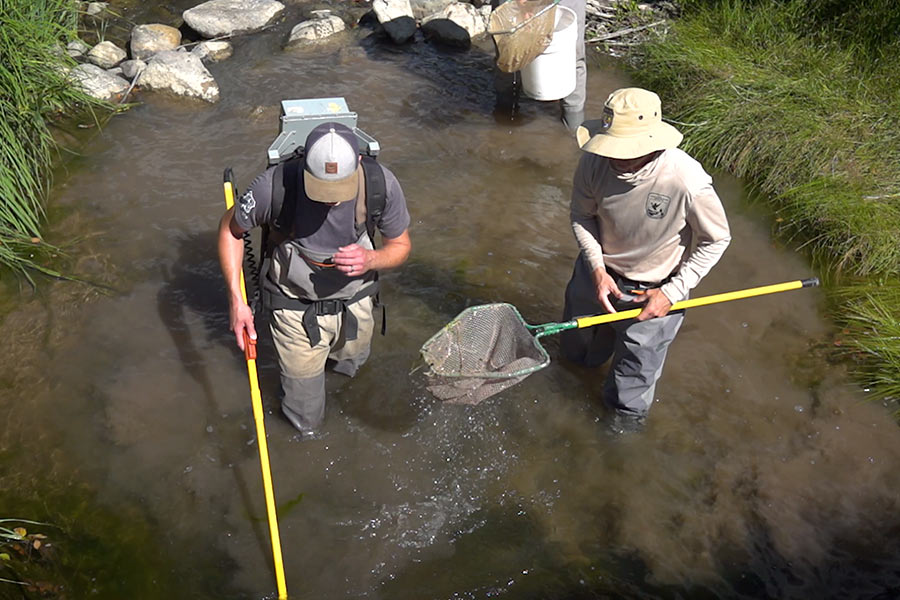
[226,97,387,316]
[265,98,386,245]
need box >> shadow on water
[155,230,283,558]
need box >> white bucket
[520,5,577,101]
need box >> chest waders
[260,155,387,347]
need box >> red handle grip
[243,331,257,360]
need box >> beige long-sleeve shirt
[570,148,731,304]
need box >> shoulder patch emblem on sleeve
[239,190,256,215]
[646,193,671,219]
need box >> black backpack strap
[360,156,388,336]
[271,156,302,236]
[361,156,386,245]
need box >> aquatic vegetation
[832,281,900,406]
[0,519,60,592]
[629,0,900,402]
[0,0,111,281]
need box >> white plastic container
[520,5,577,101]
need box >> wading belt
[607,267,675,291]
[263,283,382,348]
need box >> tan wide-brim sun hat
[576,88,684,159]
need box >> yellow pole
[575,278,818,329]
[223,174,288,600]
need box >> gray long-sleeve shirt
[570,148,731,303]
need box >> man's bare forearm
[368,230,411,271]
[217,208,246,306]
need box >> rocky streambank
[65,0,676,105]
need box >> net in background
[489,0,558,73]
[420,303,549,404]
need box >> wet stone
[130,23,183,61]
[192,40,234,62]
[87,40,127,69]
[69,63,130,101]
[287,14,347,45]
[183,0,286,38]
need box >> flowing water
[2,6,900,599]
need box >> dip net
[489,0,558,73]
[419,303,549,405]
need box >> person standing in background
[491,0,587,131]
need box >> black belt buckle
[316,299,343,315]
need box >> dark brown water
[2,8,900,600]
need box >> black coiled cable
[225,168,262,314]
[242,229,261,313]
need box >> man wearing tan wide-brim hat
[562,87,731,432]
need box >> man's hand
[333,230,411,277]
[333,243,372,276]
[635,288,672,321]
[591,268,623,314]
[230,299,257,351]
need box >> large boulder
[70,64,130,101]
[139,51,220,103]
[287,13,346,45]
[130,24,182,61]
[421,2,486,47]
[372,0,416,44]
[183,0,285,38]
[87,40,127,69]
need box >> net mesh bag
[420,303,549,405]
[488,0,558,73]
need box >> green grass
[0,0,111,282]
[832,281,900,404]
[629,0,900,401]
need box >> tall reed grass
[632,0,900,401]
[0,0,108,280]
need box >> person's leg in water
[601,298,684,433]
[490,0,521,121]
[558,0,586,131]
[561,255,685,434]
[327,297,375,377]
[270,308,331,436]
[560,253,616,367]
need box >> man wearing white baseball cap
[562,87,731,431]
[219,122,411,437]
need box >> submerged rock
[192,40,234,62]
[70,63,130,101]
[131,24,183,61]
[183,0,285,38]
[140,51,220,103]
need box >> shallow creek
[2,9,900,599]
